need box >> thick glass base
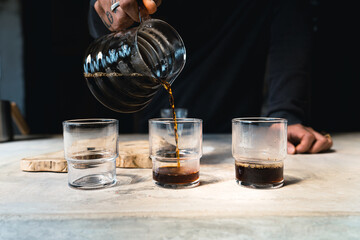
[154,179,200,189]
[69,174,116,190]
[236,179,283,189]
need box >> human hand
[287,124,333,154]
[94,0,161,31]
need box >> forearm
[88,0,111,39]
[265,0,312,125]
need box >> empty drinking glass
[63,119,118,189]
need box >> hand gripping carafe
[83,19,186,113]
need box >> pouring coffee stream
[160,80,180,166]
[83,18,185,167]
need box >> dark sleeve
[88,0,111,39]
[265,0,313,125]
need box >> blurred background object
[161,108,188,118]
[0,100,13,142]
[0,0,24,119]
[0,100,29,142]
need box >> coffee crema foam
[235,161,283,169]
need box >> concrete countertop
[0,133,360,239]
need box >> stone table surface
[0,133,360,240]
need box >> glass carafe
[83,19,186,113]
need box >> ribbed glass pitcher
[83,19,186,113]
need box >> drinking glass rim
[63,118,118,126]
[232,117,287,123]
[149,118,202,124]
[161,108,188,112]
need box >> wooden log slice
[20,140,151,172]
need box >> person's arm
[88,0,161,39]
[265,0,332,154]
[88,0,111,39]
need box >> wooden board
[20,140,151,172]
[117,140,152,168]
[20,150,67,172]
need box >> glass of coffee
[149,118,202,189]
[63,119,118,189]
[232,118,287,189]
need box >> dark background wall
[21,0,136,134]
[20,1,359,134]
[310,1,359,132]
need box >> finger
[317,129,334,150]
[94,1,105,18]
[119,0,140,22]
[111,9,135,30]
[95,2,113,30]
[94,1,100,12]
[143,0,157,14]
[307,129,333,153]
[325,134,333,149]
[287,141,296,154]
[295,132,316,153]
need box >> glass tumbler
[149,118,202,188]
[160,108,188,118]
[63,119,118,189]
[232,118,287,189]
